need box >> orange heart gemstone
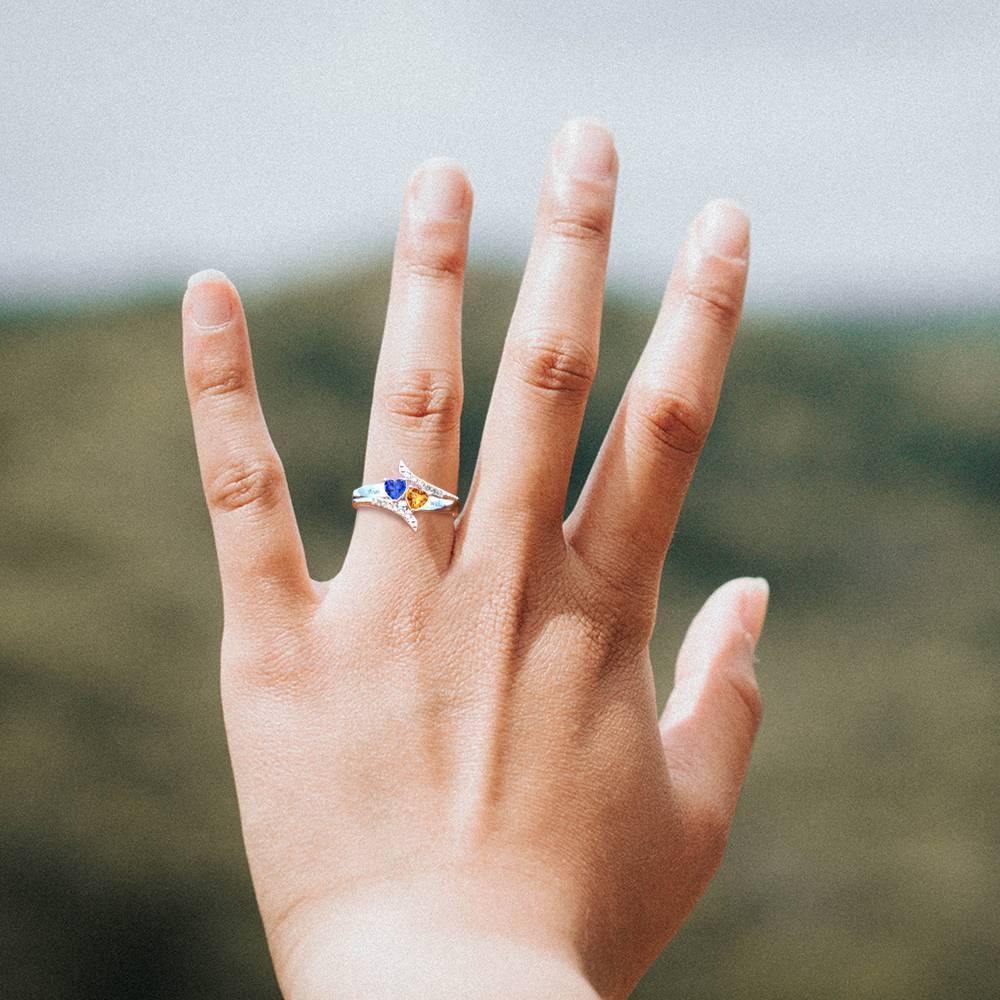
[405,487,429,510]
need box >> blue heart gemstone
[384,478,407,500]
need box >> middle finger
[461,117,618,552]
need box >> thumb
[660,577,769,828]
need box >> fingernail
[553,116,617,180]
[739,577,770,647]
[695,199,749,261]
[186,270,234,329]
[412,158,468,220]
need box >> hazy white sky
[2,1,998,309]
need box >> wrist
[268,872,601,1000]
[281,927,600,1000]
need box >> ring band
[352,460,459,532]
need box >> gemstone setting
[352,461,459,532]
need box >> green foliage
[1,265,997,998]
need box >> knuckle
[510,331,597,404]
[573,552,658,641]
[382,367,462,432]
[207,456,285,514]
[688,794,732,863]
[222,630,321,695]
[581,606,649,669]
[726,669,764,731]
[400,230,467,283]
[682,275,743,327]
[188,353,249,400]
[633,385,713,457]
[547,205,612,247]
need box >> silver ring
[352,460,459,532]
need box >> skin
[181,117,768,999]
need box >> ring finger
[345,157,472,575]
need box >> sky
[2,1,999,311]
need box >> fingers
[660,578,768,834]
[182,271,314,619]
[461,118,618,551]
[565,199,749,600]
[346,158,472,571]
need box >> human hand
[182,117,767,999]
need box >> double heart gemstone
[384,478,429,510]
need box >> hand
[182,117,768,999]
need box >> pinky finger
[182,270,315,622]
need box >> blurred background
[2,2,998,997]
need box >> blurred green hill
[1,263,998,999]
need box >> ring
[352,460,460,532]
